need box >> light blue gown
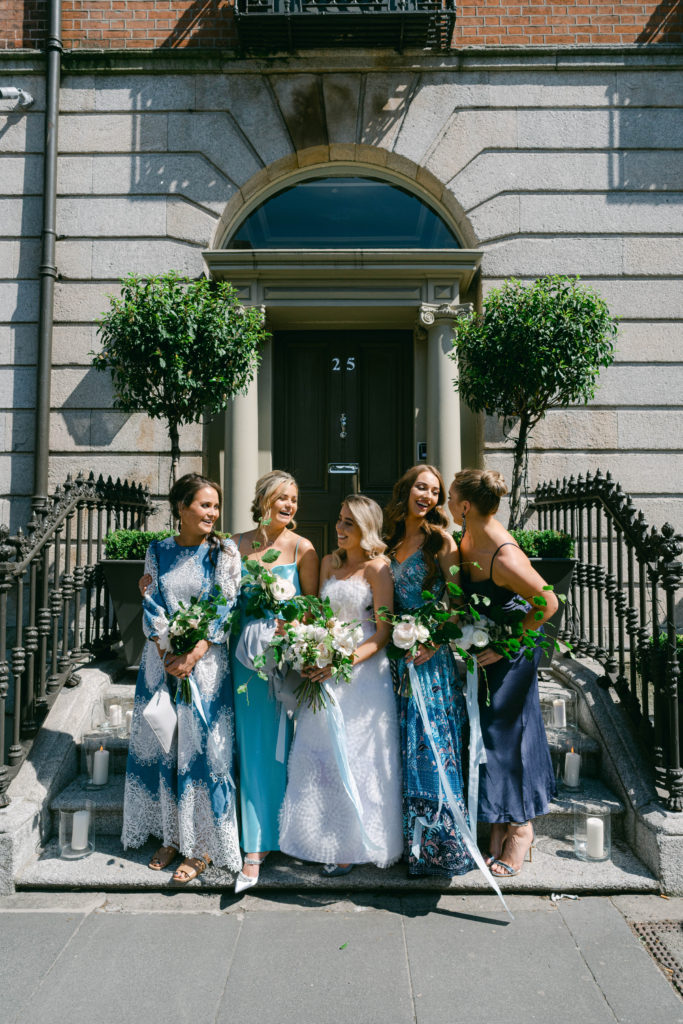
[231,545,300,852]
[122,537,242,870]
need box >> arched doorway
[204,167,482,543]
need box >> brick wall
[1,1,682,51]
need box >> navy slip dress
[461,542,556,824]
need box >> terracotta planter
[101,559,145,667]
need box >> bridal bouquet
[162,587,226,705]
[257,595,364,712]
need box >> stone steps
[51,772,625,844]
[15,835,658,895]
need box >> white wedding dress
[279,575,403,867]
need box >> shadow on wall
[637,0,683,43]
[605,72,683,196]
[160,0,235,48]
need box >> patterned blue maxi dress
[122,536,242,870]
[391,551,475,877]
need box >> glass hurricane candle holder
[573,804,611,862]
[103,696,126,735]
[83,733,111,789]
[58,801,95,859]
[542,691,577,730]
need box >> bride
[278,494,403,875]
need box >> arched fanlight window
[227,176,460,249]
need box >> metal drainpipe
[32,0,62,515]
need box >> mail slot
[328,463,359,475]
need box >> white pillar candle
[125,710,133,733]
[552,698,567,728]
[92,746,109,786]
[71,809,90,851]
[586,816,604,859]
[109,704,122,727]
[564,749,581,788]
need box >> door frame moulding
[202,247,482,529]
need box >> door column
[418,302,471,484]
[224,372,260,532]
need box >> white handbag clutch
[142,682,178,754]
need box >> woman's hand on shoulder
[138,573,153,596]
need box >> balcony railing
[235,0,457,51]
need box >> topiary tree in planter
[450,275,618,528]
[94,272,267,489]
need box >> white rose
[308,626,328,644]
[415,623,431,645]
[332,634,356,658]
[392,618,419,650]
[269,578,296,602]
[169,619,184,637]
[472,627,490,648]
[315,647,333,668]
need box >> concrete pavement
[1,891,681,1024]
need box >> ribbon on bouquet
[323,682,381,854]
[407,662,513,920]
[235,619,297,764]
[464,659,487,826]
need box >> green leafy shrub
[509,530,575,559]
[452,528,574,559]
[104,529,174,560]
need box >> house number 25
[331,357,356,372]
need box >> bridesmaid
[448,468,558,877]
[123,473,242,882]
[231,470,318,892]
[384,465,474,878]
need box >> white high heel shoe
[234,855,267,894]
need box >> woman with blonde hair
[231,470,319,891]
[449,468,557,877]
[385,465,474,878]
[279,494,403,875]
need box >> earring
[461,511,467,535]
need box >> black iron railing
[0,473,154,807]
[531,471,683,811]
[235,0,457,51]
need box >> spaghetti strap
[489,541,519,580]
[294,537,300,561]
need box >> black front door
[273,331,413,556]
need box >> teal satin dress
[231,549,300,852]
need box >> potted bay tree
[94,271,267,665]
[451,275,618,664]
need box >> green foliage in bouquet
[451,275,618,529]
[166,587,228,704]
[239,547,309,623]
[94,272,267,489]
[104,529,173,560]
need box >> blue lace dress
[122,537,242,870]
[390,551,475,877]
